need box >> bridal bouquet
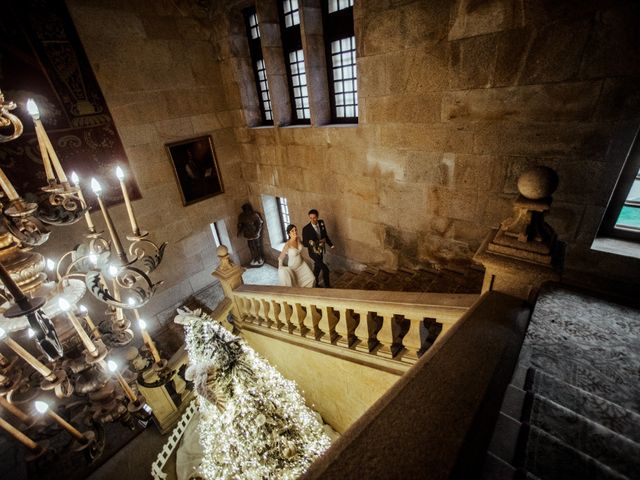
[308,239,325,255]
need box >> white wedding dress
[278,244,315,288]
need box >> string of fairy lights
[178,308,331,479]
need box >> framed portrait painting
[166,136,224,206]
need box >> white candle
[71,172,95,233]
[91,178,126,262]
[0,167,19,201]
[0,327,56,381]
[115,166,140,236]
[79,305,100,338]
[138,319,161,363]
[26,99,55,182]
[59,299,98,357]
[107,360,138,402]
[35,400,87,443]
[0,416,40,451]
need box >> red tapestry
[0,0,140,207]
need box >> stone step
[328,264,483,294]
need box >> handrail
[301,291,531,480]
[230,284,479,366]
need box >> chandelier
[0,89,168,462]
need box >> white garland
[180,309,330,480]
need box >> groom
[302,209,334,288]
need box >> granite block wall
[48,0,640,330]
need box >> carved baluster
[352,309,372,352]
[317,305,339,344]
[333,307,352,347]
[260,299,272,327]
[304,304,323,340]
[373,313,395,358]
[281,301,296,334]
[270,300,283,330]
[234,296,249,322]
[396,315,422,362]
[291,303,310,337]
[251,298,261,323]
[239,297,253,322]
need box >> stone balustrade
[230,284,478,367]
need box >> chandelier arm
[128,239,167,273]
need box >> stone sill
[319,123,358,128]
[591,237,640,261]
[249,124,275,129]
[280,124,312,128]
[271,241,286,253]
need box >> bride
[278,224,315,287]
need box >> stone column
[474,167,564,301]
[211,245,245,324]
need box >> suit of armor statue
[237,203,264,266]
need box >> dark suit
[302,220,333,288]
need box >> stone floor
[239,261,484,294]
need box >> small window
[210,220,233,252]
[248,11,260,39]
[277,196,290,241]
[289,50,310,120]
[244,7,273,125]
[599,127,640,242]
[283,0,300,27]
[256,59,274,122]
[279,0,310,124]
[211,222,222,247]
[328,0,354,13]
[322,0,357,123]
[616,167,640,232]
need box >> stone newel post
[211,245,245,323]
[474,167,564,301]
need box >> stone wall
[242,330,401,432]
[50,0,254,333]
[221,0,640,286]
[52,0,640,333]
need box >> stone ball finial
[517,166,559,200]
[216,245,229,258]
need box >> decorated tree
[176,308,331,479]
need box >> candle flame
[34,400,49,414]
[90,178,102,194]
[0,327,6,339]
[115,166,124,180]
[71,171,80,185]
[79,305,88,313]
[127,298,136,307]
[46,258,55,271]
[138,319,147,330]
[88,253,98,265]
[58,298,71,311]
[26,99,39,116]
[28,328,35,338]
[108,265,118,277]
[107,360,118,372]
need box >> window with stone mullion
[277,197,290,241]
[243,7,273,125]
[289,49,310,120]
[599,128,640,241]
[322,0,357,123]
[330,36,357,119]
[279,0,310,124]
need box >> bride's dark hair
[286,224,297,237]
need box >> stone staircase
[483,286,640,480]
[330,265,484,294]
